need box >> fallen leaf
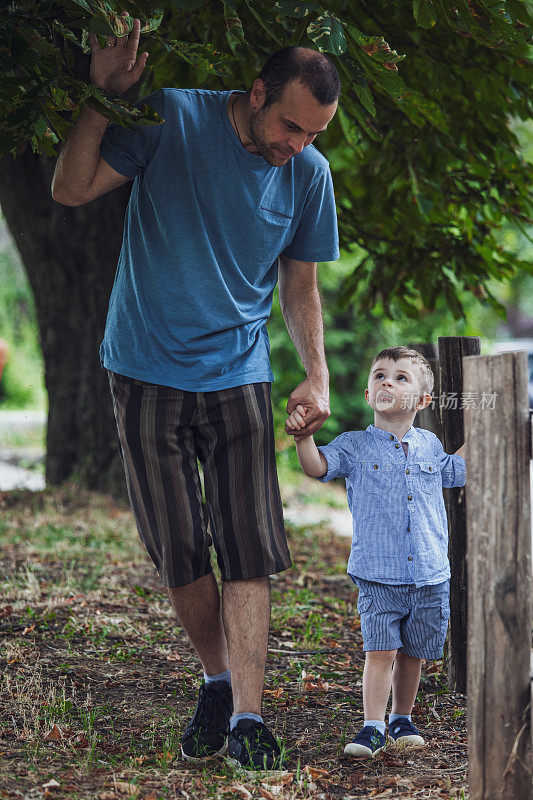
[22,624,35,635]
[304,766,330,780]
[98,792,118,800]
[143,793,158,800]
[42,780,60,790]
[263,688,284,698]
[0,606,13,617]
[69,732,89,748]
[265,772,293,786]
[44,725,66,741]
[115,782,140,797]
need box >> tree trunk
[0,147,129,495]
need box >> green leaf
[399,90,451,136]
[243,0,284,46]
[33,115,48,138]
[223,0,245,47]
[151,34,233,77]
[413,0,437,29]
[275,1,319,18]
[52,21,83,48]
[340,56,376,116]
[307,13,347,56]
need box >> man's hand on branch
[89,14,148,95]
[285,374,330,441]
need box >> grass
[0,244,46,412]
[0,485,468,799]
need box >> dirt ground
[0,487,467,800]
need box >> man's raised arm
[51,15,148,206]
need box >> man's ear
[250,78,267,111]
[416,392,433,411]
[364,388,370,404]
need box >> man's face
[247,79,337,167]
[365,358,427,415]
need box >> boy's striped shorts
[108,371,292,587]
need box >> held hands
[89,14,148,95]
[286,403,328,477]
[285,375,330,441]
[286,404,308,432]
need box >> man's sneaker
[388,717,425,748]
[344,726,386,758]
[227,718,283,771]
[181,681,233,761]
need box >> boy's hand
[286,404,308,432]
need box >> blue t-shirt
[317,425,467,587]
[99,88,340,390]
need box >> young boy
[286,346,466,758]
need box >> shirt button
[408,556,413,561]
[406,469,410,474]
[373,464,378,469]
[408,495,412,501]
[395,444,400,449]
[389,435,394,440]
[428,466,432,471]
[407,526,410,532]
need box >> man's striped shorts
[108,372,292,587]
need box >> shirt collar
[366,424,415,443]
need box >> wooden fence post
[464,351,532,800]
[410,342,443,439]
[438,336,481,693]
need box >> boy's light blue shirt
[317,425,466,587]
[98,88,339,391]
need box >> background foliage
[1,1,532,470]
[2,0,532,315]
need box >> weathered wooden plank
[464,352,532,800]
[438,336,481,693]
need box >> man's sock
[389,713,411,725]
[364,719,386,735]
[203,669,231,686]
[230,712,263,731]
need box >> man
[52,17,340,770]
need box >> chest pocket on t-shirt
[239,206,293,264]
[361,462,393,493]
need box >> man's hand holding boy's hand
[286,375,330,440]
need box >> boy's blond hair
[370,347,434,396]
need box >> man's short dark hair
[258,47,341,108]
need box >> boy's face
[365,357,430,416]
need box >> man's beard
[248,109,286,167]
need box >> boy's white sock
[389,713,411,724]
[364,719,386,735]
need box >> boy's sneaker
[181,681,233,761]
[344,726,386,758]
[388,717,425,748]
[227,718,283,771]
